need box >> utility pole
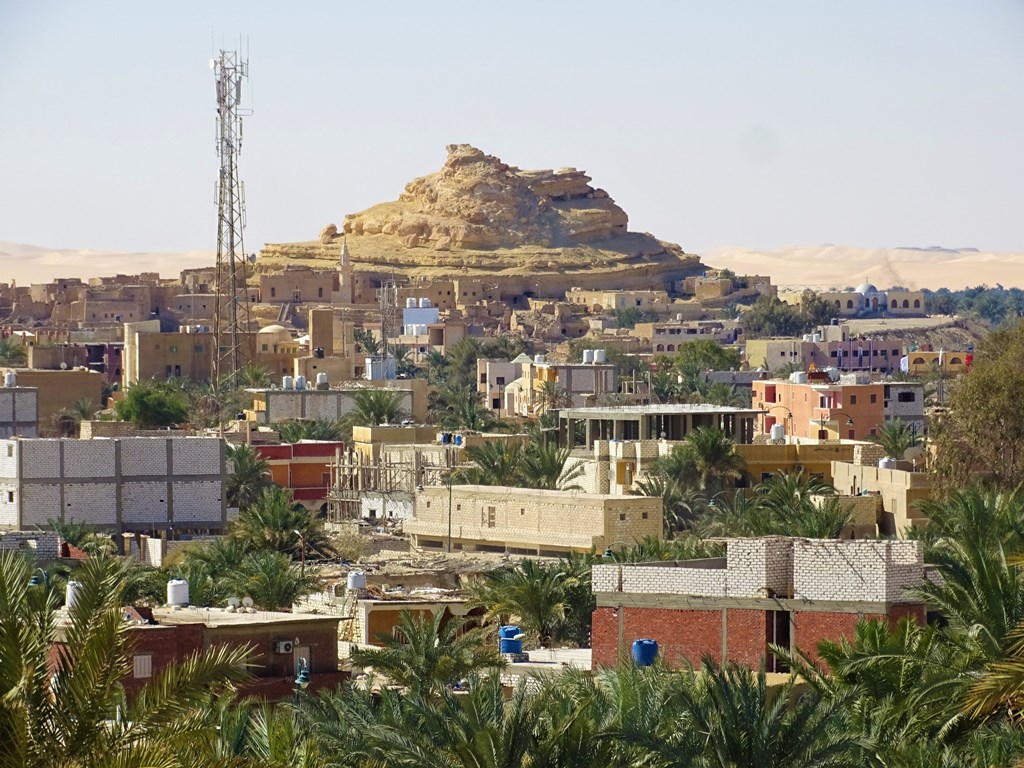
[211,49,254,393]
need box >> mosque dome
[855,282,879,294]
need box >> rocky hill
[259,145,703,296]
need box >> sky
[1,1,1022,257]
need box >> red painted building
[592,537,927,670]
[256,441,343,510]
[54,605,345,701]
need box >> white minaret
[337,239,353,304]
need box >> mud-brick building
[591,537,927,670]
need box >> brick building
[0,383,38,438]
[591,537,927,671]
[53,605,343,701]
[0,368,105,437]
[0,436,232,533]
[256,441,343,511]
[406,485,662,556]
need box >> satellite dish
[60,362,68,370]
[226,597,241,608]
[242,596,254,608]
[248,253,257,263]
[209,58,216,70]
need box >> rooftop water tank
[167,578,189,607]
[594,349,607,363]
[534,354,546,364]
[789,371,807,384]
[65,580,82,612]
[295,375,307,391]
[419,297,431,308]
[316,372,329,390]
[3,372,14,388]
[770,423,786,441]
[406,298,417,308]
[454,434,463,446]
[499,625,524,655]
[879,457,898,469]
[282,375,294,391]
[347,570,367,591]
[803,334,813,343]
[812,333,822,343]
[631,638,659,667]
[582,349,595,364]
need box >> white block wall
[0,487,17,526]
[122,439,168,475]
[592,563,728,596]
[64,482,115,525]
[121,482,168,524]
[13,391,36,423]
[793,539,923,603]
[64,440,116,479]
[21,485,59,527]
[21,442,60,479]
[172,438,219,475]
[172,481,222,523]
[0,442,18,478]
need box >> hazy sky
[1,1,1022,256]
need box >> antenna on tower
[211,49,254,392]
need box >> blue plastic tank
[499,625,523,654]
[454,434,463,446]
[631,638,658,666]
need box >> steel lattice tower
[211,49,253,390]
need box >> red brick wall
[591,606,723,669]
[887,603,925,626]
[793,611,880,664]
[724,609,767,667]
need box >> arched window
[835,300,841,308]
[891,299,897,308]
[667,345,675,352]
[913,357,926,365]
[902,299,909,308]
[949,357,962,365]
[655,344,664,352]
[913,299,921,308]
[846,300,854,309]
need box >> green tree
[0,338,27,366]
[462,440,525,486]
[353,327,380,356]
[229,486,336,559]
[0,551,251,768]
[673,338,742,374]
[114,380,189,428]
[275,418,348,443]
[932,319,1024,492]
[220,550,321,611]
[521,438,585,491]
[225,443,274,510]
[235,363,272,389]
[349,610,503,695]
[871,419,923,460]
[468,559,575,647]
[679,427,747,494]
[352,388,406,426]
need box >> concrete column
[613,419,624,441]
[566,418,576,448]
[585,418,594,448]
[639,416,651,440]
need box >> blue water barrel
[441,433,451,445]
[454,434,463,446]
[631,639,658,667]
[499,625,523,654]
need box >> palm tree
[221,550,321,611]
[352,388,406,426]
[54,397,98,437]
[630,475,699,535]
[680,427,747,494]
[463,440,525,486]
[229,486,336,559]
[353,327,380,356]
[468,559,573,647]
[0,337,26,366]
[0,551,251,768]
[391,344,418,379]
[225,443,273,510]
[235,363,272,389]
[872,419,923,460]
[537,380,572,414]
[522,439,585,491]
[348,609,503,695]
[275,418,348,443]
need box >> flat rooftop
[151,606,340,627]
[561,404,761,418]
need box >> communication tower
[211,49,254,389]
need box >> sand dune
[3,240,1022,293]
[705,245,1024,291]
[0,242,214,285]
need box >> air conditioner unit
[274,640,294,654]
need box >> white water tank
[789,371,807,384]
[594,349,607,364]
[419,298,432,308]
[803,334,813,343]
[167,578,190,607]
[405,298,416,308]
[347,570,367,591]
[879,457,898,469]
[295,376,307,391]
[582,349,595,364]
[3,371,14,388]
[316,372,329,390]
[534,354,546,364]
[65,580,82,612]
[770,424,785,441]
[282,375,294,391]
[812,333,822,343]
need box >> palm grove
[5,322,1024,766]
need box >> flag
[900,356,909,373]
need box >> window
[270,287,276,298]
[849,395,857,405]
[618,513,626,521]
[6,491,13,503]
[169,345,177,353]
[898,391,916,403]
[641,511,649,519]
[487,506,496,527]
[133,654,152,679]
[496,376,505,386]
[870,394,877,404]
[456,503,462,511]
[318,287,323,298]
[492,398,500,409]
[194,345,204,353]
[913,299,921,308]
[636,299,642,306]
[902,299,909,308]
[6,446,12,458]
[425,501,431,508]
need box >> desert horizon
[3,239,1022,292]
